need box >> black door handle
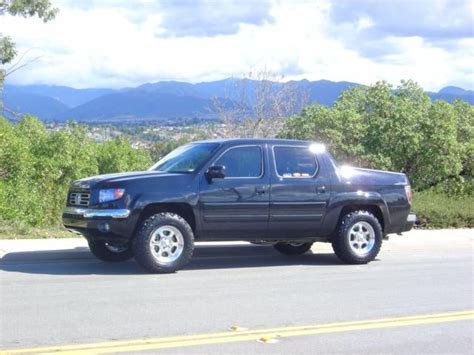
[316,186,326,193]
[255,186,265,195]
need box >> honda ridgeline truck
[63,139,416,273]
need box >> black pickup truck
[63,139,416,273]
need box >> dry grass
[413,192,474,229]
[0,220,76,239]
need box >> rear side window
[273,146,318,178]
[215,146,262,178]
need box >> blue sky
[2,0,473,90]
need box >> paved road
[0,230,473,354]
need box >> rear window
[273,146,318,178]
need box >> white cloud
[356,16,374,31]
[1,0,473,91]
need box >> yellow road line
[2,310,473,354]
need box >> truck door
[268,144,331,239]
[198,144,270,239]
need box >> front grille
[69,191,91,207]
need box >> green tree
[0,116,153,227]
[96,137,152,174]
[281,80,466,192]
[0,0,58,86]
[452,100,474,176]
[281,104,367,165]
[149,138,189,162]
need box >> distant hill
[2,90,69,120]
[4,84,116,107]
[136,81,201,97]
[2,79,472,122]
[136,78,360,105]
[295,79,360,105]
[56,91,216,121]
[438,86,473,96]
[428,86,474,104]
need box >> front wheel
[274,242,313,255]
[332,210,382,264]
[88,240,133,262]
[133,213,194,273]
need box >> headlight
[99,189,125,203]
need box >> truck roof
[193,138,319,146]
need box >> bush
[96,137,152,174]
[412,191,474,229]
[0,218,72,239]
[280,80,473,193]
[0,116,152,228]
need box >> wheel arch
[324,190,390,237]
[134,202,196,236]
[338,204,385,232]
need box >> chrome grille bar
[69,191,91,207]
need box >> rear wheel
[133,212,194,273]
[274,242,313,255]
[88,240,133,262]
[332,210,382,264]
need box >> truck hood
[337,166,409,186]
[71,171,187,189]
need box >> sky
[1,0,473,91]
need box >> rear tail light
[405,185,413,205]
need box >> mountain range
[2,79,473,123]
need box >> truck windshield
[149,143,220,173]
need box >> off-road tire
[88,240,133,262]
[274,242,313,255]
[332,210,383,264]
[133,212,194,273]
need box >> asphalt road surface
[1,230,473,354]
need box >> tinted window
[150,143,219,173]
[215,146,262,178]
[274,146,317,177]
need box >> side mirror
[205,165,226,182]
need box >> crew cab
[63,139,416,273]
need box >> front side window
[274,146,318,178]
[150,143,219,173]
[214,146,262,178]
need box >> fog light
[98,223,110,233]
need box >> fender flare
[323,191,391,234]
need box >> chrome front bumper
[63,207,130,219]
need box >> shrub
[281,80,472,193]
[0,116,152,227]
[412,191,474,229]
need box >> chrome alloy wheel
[348,221,375,256]
[149,225,185,264]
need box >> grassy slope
[0,221,75,239]
[412,192,474,229]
